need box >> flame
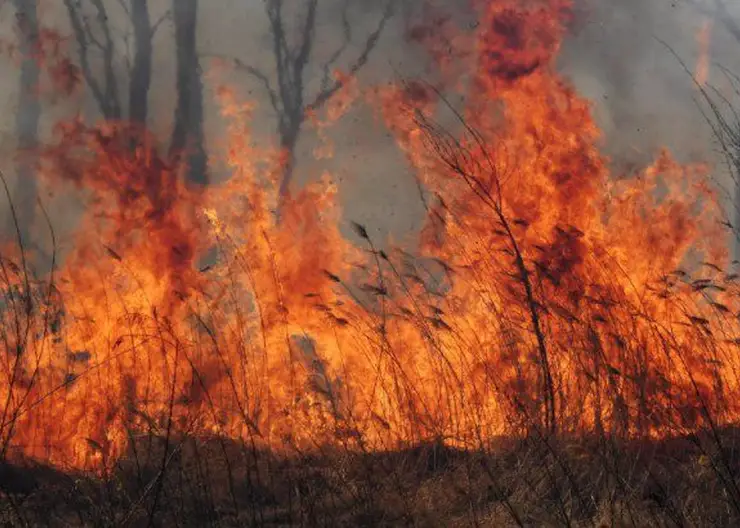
[695,18,713,88]
[1,0,738,474]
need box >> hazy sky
[0,0,739,249]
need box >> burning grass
[1,0,740,525]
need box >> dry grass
[1,429,740,526]
[2,92,740,526]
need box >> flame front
[1,0,737,474]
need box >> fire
[695,18,713,88]
[0,0,737,474]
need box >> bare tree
[229,0,394,212]
[63,0,207,183]
[63,0,165,126]
[63,0,120,118]
[170,0,208,186]
[5,0,41,245]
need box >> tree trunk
[277,128,298,201]
[128,0,152,126]
[6,0,41,245]
[170,0,208,185]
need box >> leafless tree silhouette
[62,0,168,124]
[228,0,394,213]
[63,0,121,118]
[63,0,207,184]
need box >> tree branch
[308,0,394,112]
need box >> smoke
[559,0,740,190]
[1,0,740,249]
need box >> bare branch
[230,57,280,114]
[63,0,115,117]
[150,9,171,37]
[309,0,394,112]
[319,0,352,94]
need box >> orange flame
[0,0,737,474]
[695,18,713,88]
